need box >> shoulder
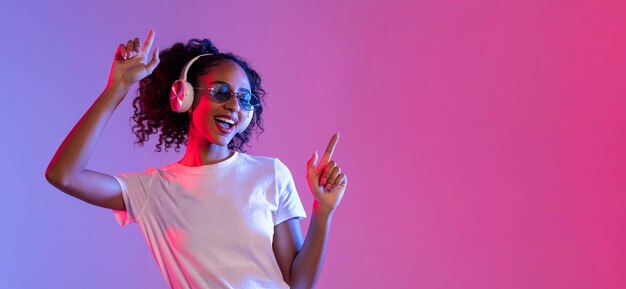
[239,152,274,163]
[238,153,280,168]
[238,153,292,176]
[116,164,174,181]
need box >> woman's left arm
[273,133,347,289]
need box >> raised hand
[108,29,160,87]
[306,132,348,212]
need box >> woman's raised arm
[45,29,159,210]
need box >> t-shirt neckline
[170,151,242,173]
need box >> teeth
[215,117,235,125]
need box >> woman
[45,29,347,289]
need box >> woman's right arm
[45,29,160,210]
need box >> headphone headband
[179,53,214,83]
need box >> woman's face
[189,60,254,147]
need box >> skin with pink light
[45,29,348,289]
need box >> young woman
[45,29,348,289]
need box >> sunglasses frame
[194,82,260,111]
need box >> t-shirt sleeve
[273,159,307,225]
[111,171,151,227]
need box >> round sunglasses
[194,82,260,111]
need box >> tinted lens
[239,92,251,103]
[238,94,251,111]
[240,93,260,111]
[211,83,231,102]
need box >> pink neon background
[1,0,625,288]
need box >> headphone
[170,53,212,113]
[169,53,254,133]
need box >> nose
[223,94,241,112]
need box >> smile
[215,116,235,127]
[214,116,236,134]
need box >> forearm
[290,201,334,289]
[46,82,129,183]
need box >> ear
[237,110,254,133]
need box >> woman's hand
[107,29,160,88]
[306,132,348,213]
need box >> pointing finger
[319,132,339,168]
[141,28,156,54]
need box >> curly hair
[130,39,266,152]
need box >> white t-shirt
[112,152,307,289]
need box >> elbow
[45,168,61,187]
[289,260,318,289]
[45,166,68,188]
[289,277,315,289]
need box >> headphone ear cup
[170,80,195,112]
[236,110,254,133]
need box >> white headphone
[169,53,254,133]
[169,54,212,113]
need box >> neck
[178,132,233,167]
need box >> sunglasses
[195,82,260,111]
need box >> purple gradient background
[1,0,625,288]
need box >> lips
[214,115,238,135]
[215,122,233,134]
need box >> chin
[212,135,234,147]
